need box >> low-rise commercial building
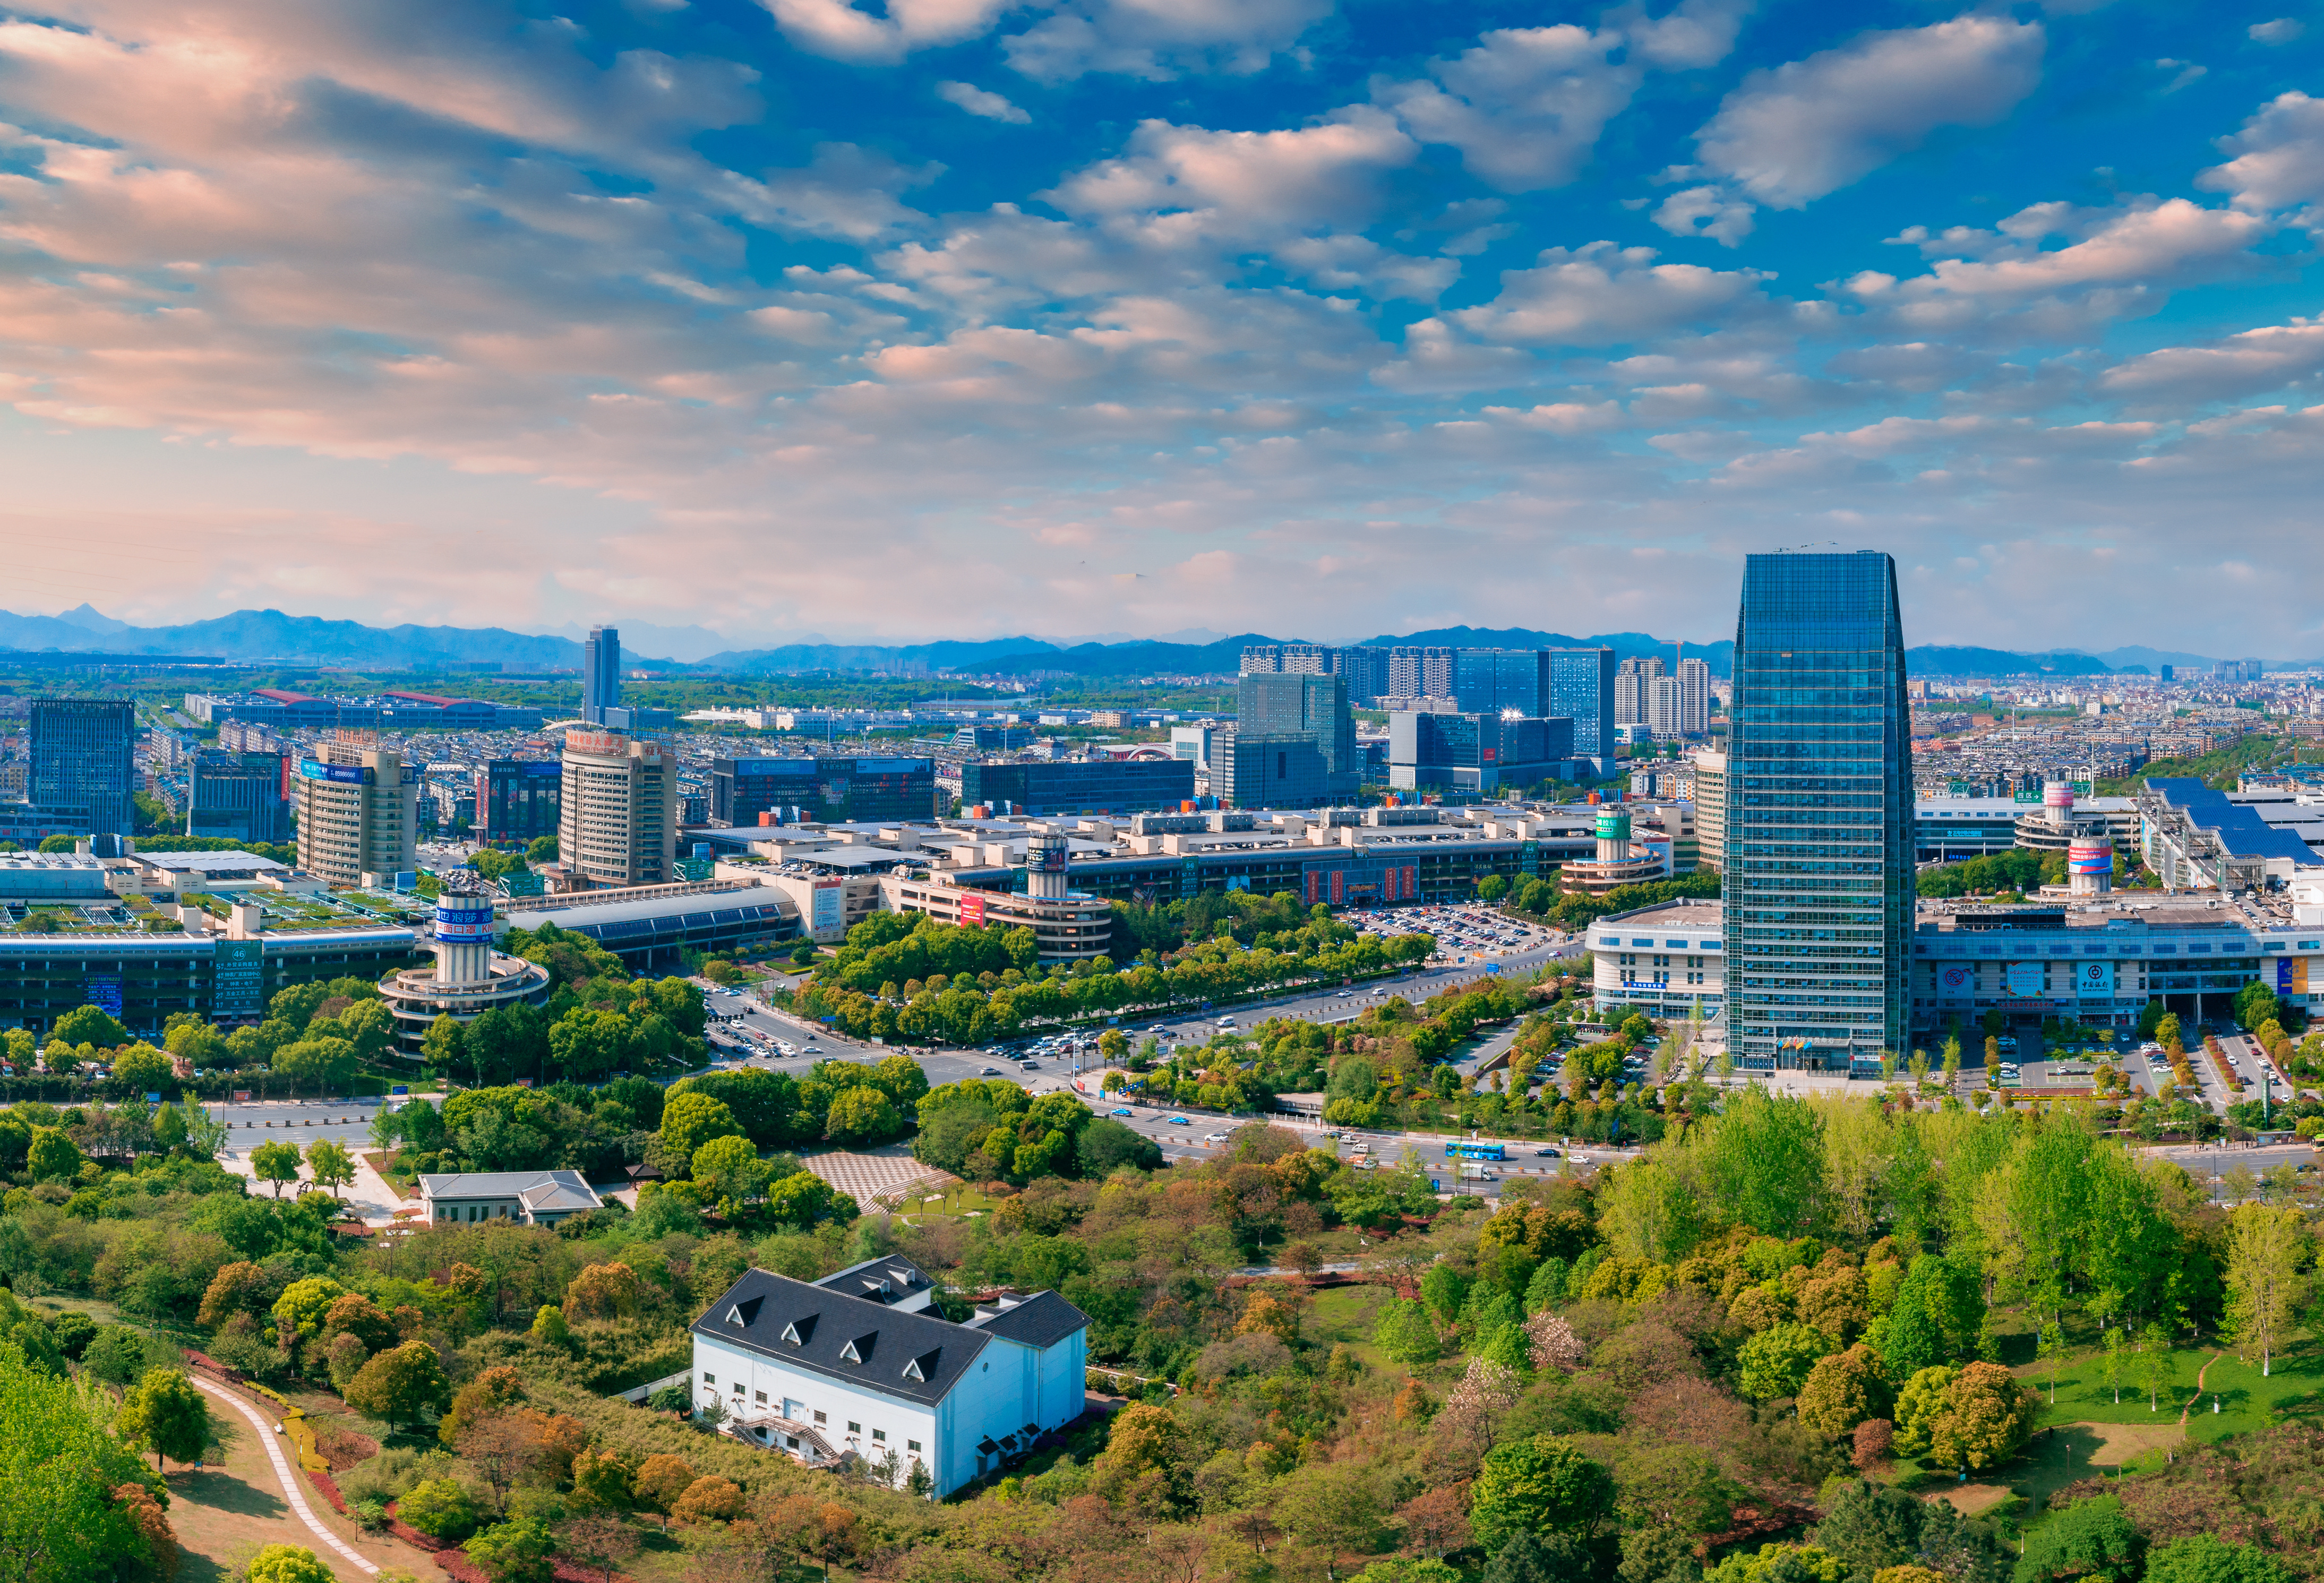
[959,758,1194,816]
[419,1171,603,1227]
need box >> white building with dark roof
[690,1259,1089,1496]
[417,1169,603,1227]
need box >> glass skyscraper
[583,625,621,724]
[1546,647,1617,762]
[1723,551,1913,1068]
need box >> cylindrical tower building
[2068,837,2113,896]
[433,871,498,984]
[1027,832,1071,900]
[2044,780,2074,829]
[1594,808,1632,866]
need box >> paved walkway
[800,1141,951,1210]
[215,1145,408,1225]
[191,1376,379,1577]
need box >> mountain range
[0,606,2299,680]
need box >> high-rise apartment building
[1388,646,1455,703]
[582,625,621,724]
[1646,676,1685,739]
[1723,551,1913,1069]
[1676,657,1711,735]
[1614,656,1666,727]
[187,749,289,843]
[1690,749,1726,870]
[1237,672,1358,800]
[295,739,419,885]
[30,698,136,837]
[1546,648,1617,764]
[561,730,677,888]
[1241,644,1390,704]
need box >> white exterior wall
[423,1192,524,1223]
[693,1333,939,1478]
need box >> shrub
[672,1475,746,1524]
[245,1546,336,1583]
[398,1477,479,1541]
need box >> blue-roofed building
[2139,777,2322,891]
[507,881,798,970]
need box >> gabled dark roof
[969,1290,1091,1351]
[813,1254,934,1305]
[691,1268,989,1407]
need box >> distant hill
[1357,626,1737,675]
[1906,646,2115,677]
[0,608,663,670]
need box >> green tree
[51,1004,128,1048]
[824,1085,902,1146]
[525,834,558,864]
[305,1139,357,1202]
[343,1341,451,1433]
[1928,1362,2035,1473]
[2223,1203,2304,1375]
[246,1545,338,1583]
[1891,1366,1954,1458]
[1737,1323,1832,1401]
[1374,1299,1439,1375]
[25,1127,82,1182]
[1471,1435,1613,1553]
[398,1478,478,1540]
[108,1043,174,1098]
[1703,1088,1825,1237]
[690,1134,770,1210]
[1796,1345,1886,1439]
[0,1344,154,1581]
[466,1517,555,1583]
[421,1014,468,1074]
[273,1036,359,1095]
[2013,1494,2140,1583]
[250,1140,304,1197]
[659,1092,742,1172]
[2143,1536,2293,1583]
[117,1366,215,1473]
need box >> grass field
[2022,1333,2324,1443]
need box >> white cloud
[1451,242,1770,346]
[1652,184,1755,245]
[1046,110,1415,236]
[2249,18,2304,44]
[1696,15,2044,207]
[1001,0,1331,83]
[1616,0,1755,70]
[2099,319,2324,401]
[1375,26,1636,193]
[2200,92,2324,219]
[758,0,1011,65]
[1856,198,2268,303]
[723,144,941,242]
[2155,58,2206,94]
[935,80,1031,122]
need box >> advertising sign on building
[811,880,844,937]
[84,975,124,1016]
[2074,961,2114,999]
[2278,957,2309,995]
[958,892,986,927]
[212,939,265,1018]
[2002,961,2047,997]
[299,760,369,785]
[433,900,496,943]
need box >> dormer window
[839,1332,876,1364]
[781,1314,817,1347]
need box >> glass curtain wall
[1723,551,1913,1068]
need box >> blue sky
[1,0,2320,654]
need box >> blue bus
[1444,1141,1505,1162]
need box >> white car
[1203,1132,1229,1143]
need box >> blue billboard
[299,760,369,785]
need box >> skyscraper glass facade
[1723,552,1913,1067]
[1546,648,1617,761]
[30,698,136,837]
[582,626,621,724]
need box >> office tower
[561,729,677,887]
[1214,732,1328,808]
[476,758,564,847]
[187,749,289,842]
[295,741,419,885]
[1238,672,1358,799]
[961,759,1194,815]
[710,755,937,824]
[1690,749,1726,870]
[29,698,136,837]
[1723,550,1913,1068]
[582,625,621,724]
[1546,648,1617,762]
[1389,712,1573,793]
[1614,656,1666,726]
[1452,649,1550,717]
[1677,657,1711,734]
[1388,646,1455,702]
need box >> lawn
[895,1185,1004,1222]
[2021,1333,2324,1443]
[1307,1283,1395,1374]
